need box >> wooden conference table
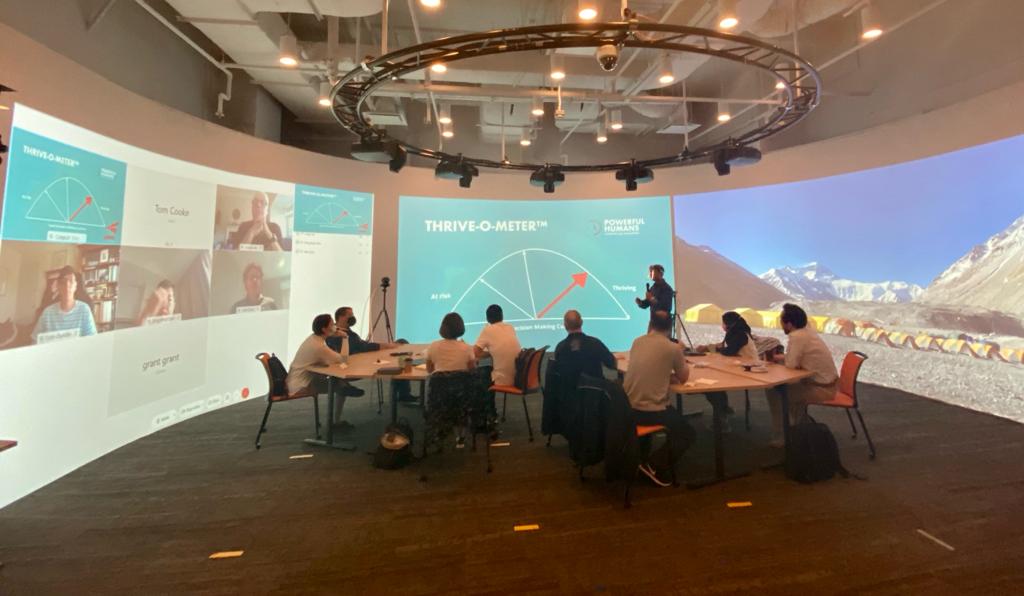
[308,344,812,485]
[308,344,431,449]
[617,351,813,486]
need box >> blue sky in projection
[673,134,1024,286]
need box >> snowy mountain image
[759,262,923,303]
[920,214,1024,316]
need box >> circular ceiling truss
[330,21,822,173]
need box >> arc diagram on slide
[25,177,112,229]
[452,248,631,325]
[304,201,370,232]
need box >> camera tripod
[370,276,394,344]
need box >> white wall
[3,20,1024,329]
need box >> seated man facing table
[767,303,840,446]
[552,309,617,385]
[696,311,759,431]
[326,305,400,400]
[474,304,522,386]
[286,314,348,425]
[622,310,696,486]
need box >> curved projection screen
[673,134,1024,421]
[0,105,373,508]
[396,195,674,351]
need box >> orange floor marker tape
[513,524,540,532]
[726,501,753,508]
[209,550,244,559]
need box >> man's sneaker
[341,386,365,397]
[637,463,671,487]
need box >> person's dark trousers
[704,391,734,416]
[631,406,695,473]
[391,380,413,401]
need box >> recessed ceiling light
[717,102,731,122]
[657,55,674,85]
[420,0,441,7]
[861,3,884,40]
[718,0,739,30]
[578,1,598,21]
[278,34,299,67]
[438,103,452,125]
[550,54,566,81]
[430,62,447,74]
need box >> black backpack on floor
[786,417,848,483]
[374,419,415,470]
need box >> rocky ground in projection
[685,323,1024,424]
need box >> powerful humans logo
[603,217,645,236]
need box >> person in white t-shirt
[473,304,522,386]
[767,303,840,446]
[425,313,476,373]
[286,314,350,427]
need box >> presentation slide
[396,196,674,351]
[673,133,1024,422]
[0,104,374,508]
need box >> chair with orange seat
[624,424,678,508]
[810,351,874,459]
[254,352,321,449]
[490,346,548,442]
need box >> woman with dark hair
[697,311,758,432]
[425,312,476,373]
[698,311,758,360]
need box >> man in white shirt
[287,314,352,428]
[768,303,840,444]
[474,305,522,386]
[622,310,695,486]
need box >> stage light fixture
[712,145,762,176]
[860,2,883,40]
[615,160,653,192]
[609,109,623,130]
[550,54,566,81]
[718,0,739,30]
[278,34,299,66]
[531,98,545,117]
[530,165,565,194]
[318,81,331,107]
[438,103,452,124]
[388,144,408,173]
[435,156,478,188]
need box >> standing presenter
[635,264,673,321]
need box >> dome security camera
[596,44,619,72]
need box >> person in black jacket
[552,310,617,385]
[635,264,674,322]
[326,306,399,399]
[698,311,758,431]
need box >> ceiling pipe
[689,0,951,143]
[381,0,389,55]
[134,0,232,118]
[406,0,444,143]
[307,0,323,21]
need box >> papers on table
[683,378,719,388]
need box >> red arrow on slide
[106,221,119,233]
[332,209,350,223]
[68,196,92,222]
[536,272,588,319]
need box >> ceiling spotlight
[712,145,762,176]
[775,79,786,91]
[441,124,454,138]
[596,122,608,144]
[717,101,732,122]
[550,54,566,81]
[717,0,739,30]
[531,97,545,117]
[420,0,442,7]
[578,1,598,21]
[318,81,331,107]
[615,160,653,192]
[519,130,532,147]
[438,103,452,125]
[436,156,478,188]
[430,62,448,74]
[657,55,675,85]
[860,2,884,40]
[609,109,623,130]
[530,165,565,194]
[278,34,299,66]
